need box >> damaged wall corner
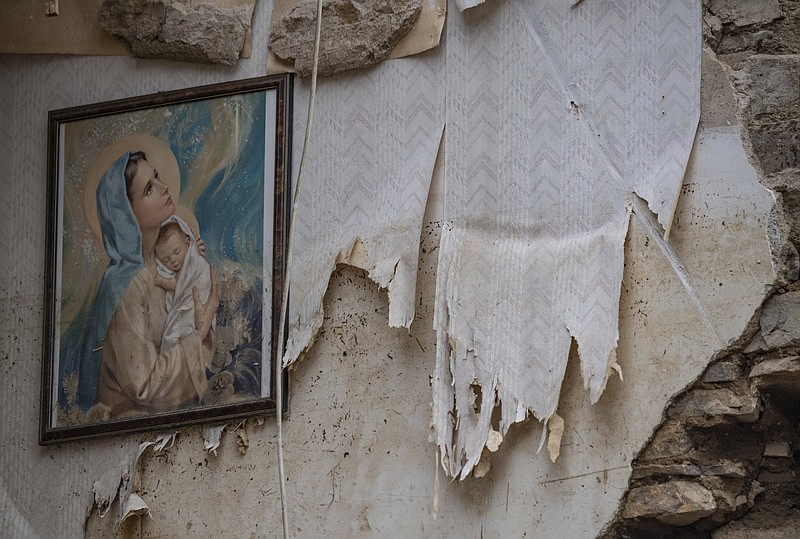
[100,0,256,65]
[602,1,799,534]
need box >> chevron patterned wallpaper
[281,0,699,481]
[284,48,445,364]
[431,0,700,478]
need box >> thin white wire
[274,0,324,537]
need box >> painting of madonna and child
[40,76,291,443]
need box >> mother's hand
[193,266,219,340]
[194,232,206,257]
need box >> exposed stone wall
[269,0,422,76]
[100,0,255,65]
[604,1,800,537]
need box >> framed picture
[40,75,292,444]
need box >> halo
[84,134,182,243]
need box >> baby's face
[156,233,190,272]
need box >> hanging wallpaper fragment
[283,49,445,364]
[432,0,700,478]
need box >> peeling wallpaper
[284,50,445,364]
[280,0,702,479]
[432,0,700,478]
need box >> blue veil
[58,152,144,410]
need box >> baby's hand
[155,275,177,291]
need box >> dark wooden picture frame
[40,75,292,444]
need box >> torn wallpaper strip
[432,0,700,477]
[88,433,176,531]
[453,0,486,13]
[202,424,227,455]
[283,49,445,364]
[115,434,175,528]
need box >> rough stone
[749,119,800,173]
[668,388,760,424]
[769,181,800,279]
[702,361,742,384]
[757,290,800,349]
[701,461,748,478]
[726,485,800,539]
[763,441,791,458]
[632,462,747,480]
[764,169,800,193]
[714,519,800,539]
[761,456,791,474]
[747,54,800,116]
[100,0,254,65]
[703,13,723,49]
[709,0,783,27]
[640,422,694,461]
[700,476,744,513]
[631,463,702,480]
[757,470,795,484]
[750,356,800,393]
[623,481,717,526]
[720,30,778,55]
[269,0,422,77]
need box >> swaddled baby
[153,216,213,353]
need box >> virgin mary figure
[57,138,218,420]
